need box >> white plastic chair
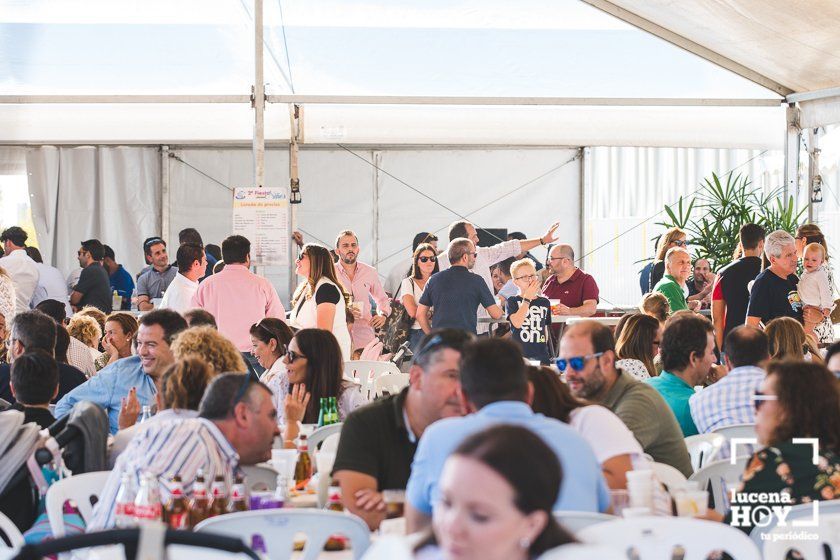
[553,511,616,534]
[344,360,400,398]
[195,509,371,560]
[538,543,627,560]
[308,423,343,459]
[373,373,410,397]
[760,512,840,560]
[650,462,688,491]
[241,464,279,492]
[712,423,758,457]
[319,432,341,456]
[0,510,24,549]
[684,433,725,472]
[578,516,761,559]
[46,471,111,538]
[751,500,840,548]
[688,456,750,513]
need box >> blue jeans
[409,329,425,354]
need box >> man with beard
[331,329,472,530]
[334,230,391,351]
[559,320,693,477]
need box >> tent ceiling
[582,0,840,95]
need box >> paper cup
[625,469,654,485]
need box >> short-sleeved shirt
[331,387,416,491]
[109,265,135,310]
[645,371,699,436]
[506,295,551,364]
[75,263,113,312]
[541,268,599,307]
[418,266,496,334]
[653,274,688,312]
[0,362,86,405]
[716,256,762,343]
[746,268,802,325]
[136,265,178,299]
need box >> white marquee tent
[2,0,839,304]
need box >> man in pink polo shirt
[542,244,599,317]
[334,230,391,352]
[192,235,286,374]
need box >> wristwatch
[522,298,532,305]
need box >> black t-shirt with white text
[506,295,552,364]
[746,268,802,325]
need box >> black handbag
[381,280,415,353]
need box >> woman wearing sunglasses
[701,360,840,530]
[288,243,352,360]
[400,243,440,352]
[249,318,295,425]
[281,328,366,445]
[646,227,687,293]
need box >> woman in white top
[281,328,366,446]
[288,243,352,360]
[249,318,295,426]
[0,267,15,327]
[527,366,644,489]
[614,312,662,380]
[400,242,439,352]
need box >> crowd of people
[0,217,838,559]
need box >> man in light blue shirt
[405,337,609,533]
[689,326,767,434]
[646,314,716,437]
[54,309,187,434]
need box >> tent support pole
[783,104,801,205]
[161,145,171,246]
[253,0,265,189]
[807,128,821,224]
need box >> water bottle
[133,472,162,523]
[114,472,137,528]
[140,405,152,423]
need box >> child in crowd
[799,242,834,336]
[506,258,552,364]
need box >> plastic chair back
[712,423,758,456]
[241,464,279,492]
[650,462,689,492]
[751,501,840,549]
[552,511,616,534]
[45,471,111,538]
[308,423,343,461]
[372,373,410,397]
[688,456,749,513]
[538,543,626,560]
[578,516,761,560]
[319,433,341,456]
[344,361,400,398]
[195,509,371,560]
[0,510,24,549]
[684,433,725,472]
[760,511,840,560]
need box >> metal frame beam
[787,87,840,104]
[578,0,794,98]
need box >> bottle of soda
[189,469,211,527]
[208,474,229,517]
[328,396,339,425]
[293,435,313,491]
[325,486,343,512]
[163,475,190,529]
[114,472,137,528]
[139,405,152,423]
[133,472,162,523]
[317,397,327,428]
[229,473,249,513]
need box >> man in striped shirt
[88,373,280,531]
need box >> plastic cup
[271,449,297,480]
[382,490,406,519]
[622,507,652,518]
[625,470,654,485]
[687,490,709,516]
[609,489,629,517]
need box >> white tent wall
[26,146,160,276]
[583,146,789,307]
[167,146,581,303]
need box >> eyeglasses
[672,240,688,247]
[468,252,478,258]
[287,350,306,363]
[514,274,538,281]
[752,391,778,410]
[418,256,437,263]
[653,340,661,347]
[555,352,604,372]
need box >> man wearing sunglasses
[559,321,693,477]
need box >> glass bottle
[293,435,313,491]
[139,405,152,423]
[208,474,229,517]
[114,472,136,528]
[189,469,211,527]
[163,475,190,529]
[317,397,327,428]
[229,473,249,513]
[328,396,339,425]
[133,472,162,523]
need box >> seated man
[559,320,693,477]
[0,310,86,405]
[87,373,280,530]
[690,326,768,434]
[54,309,187,434]
[653,247,696,313]
[405,338,609,532]
[646,314,716,436]
[332,329,472,530]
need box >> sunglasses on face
[555,352,604,372]
[672,240,687,247]
[418,256,437,263]
[752,391,778,410]
[287,350,306,363]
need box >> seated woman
[281,328,366,446]
[95,312,139,371]
[67,314,103,363]
[765,316,823,363]
[400,425,576,559]
[615,313,661,380]
[249,318,295,425]
[110,357,215,465]
[704,360,840,532]
[639,291,670,325]
[527,366,643,490]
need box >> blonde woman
[288,243,352,360]
[648,227,687,292]
[170,326,247,374]
[68,314,103,363]
[765,317,823,363]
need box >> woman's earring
[519,537,530,549]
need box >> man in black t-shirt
[712,223,765,350]
[70,239,113,313]
[746,230,802,327]
[331,329,472,530]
